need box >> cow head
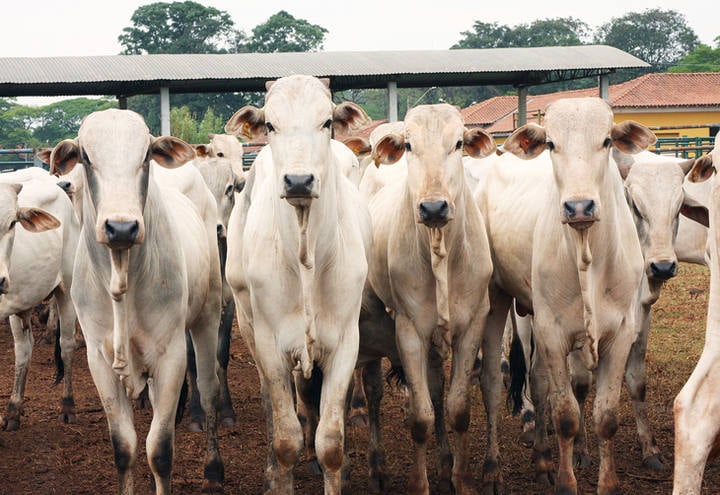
[48,109,195,249]
[504,98,656,230]
[0,183,60,298]
[194,156,243,238]
[617,151,697,282]
[225,75,371,207]
[372,104,495,228]
[686,137,719,228]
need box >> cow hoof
[642,454,666,471]
[201,479,223,493]
[535,470,555,488]
[58,411,77,424]
[481,480,504,495]
[519,428,534,447]
[435,477,453,494]
[307,458,322,476]
[369,471,391,494]
[349,412,370,427]
[573,451,592,469]
[220,416,236,427]
[188,421,204,433]
[4,417,20,431]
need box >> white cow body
[673,136,720,494]
[224,74,372,494]
[474,97,654,495]
[48,109,224,495]
[362,103,497,494]
[0,173,80,430]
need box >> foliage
[33,98,115,146]
[453,17,591,49]
[170,106,226,144]
[245,10,327,53]
[118,1,243,54]
[669,37,720,72]
[594,8,699,74]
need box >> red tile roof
[464,72,720,135]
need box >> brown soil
[0,262,718,494]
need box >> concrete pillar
[387,81,398,122]
[117,96,127,109]
[517,87,528,127]
[599,74,610,101]
[160,87,170,136]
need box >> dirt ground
[0,262,718,494]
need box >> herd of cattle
[0,73,719,494]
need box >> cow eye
[603,137,612,148]
[322,119,332,129]
[216,152,224,157]
[546,141,555,151]
[9,220,16,229]
[81,149,91,164]
[265,122,275,133]
[404,142,412,152]
[455,140,463,151]
[224,184,234,197]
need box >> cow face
[0,183,60,298]
[621,155,696,281]
[504,98,656,231]
[194,156,241,238]
[225,75,370,207]
[373,104,495,227]
[49,109,195,249]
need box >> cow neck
[706,181,720,343]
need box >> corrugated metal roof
[0,45,648,97]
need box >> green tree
[245,10,327,53]
[170,106,225,144]
[669,37,720,72]
[594,8,699,77]
[0,100,38,149]
[33,97,115,146]
[118,1,243,54]
[453,17,590,49]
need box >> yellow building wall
[613,110,720,138]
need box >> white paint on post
[387,81,398,122]
[160,87,170,136]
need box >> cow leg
[568,351,592,470]
[3,314,33,431]
[593,325,635,495]
[348,367,369,427]
[188,320,225,493]
[295,368,322,476]
[513,310,536,447]
[217,298,236,426]
[185,331,205,431]
[528,347,555,489]
[625,305,664,470]
[54,287,78,425]
[428,346,451,492]
[673,346,720,495]
[475,293,508,495]
[363,358,390,493]
[315,331,358,495]
[86,343,138,494]
[395,313,434,495]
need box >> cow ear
[225,106,265,140]
[611,121,657,154]
[332,102,372,135]
[343,137,372,157]
[151,136,195,169]
[16,207,61,233]
[688,154,715,183]
[503,123,547,160]
[463,128,496,158]
[49,139,80,176]
[36,148,52,166]
[195,144,211,157]
[678,158,696,176]
[233,174,246,193]
[680,191,709,227]
[372,134,406,166]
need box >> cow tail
[507,331,527,416]
[53,317,64,386]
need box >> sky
[2,0,717,106]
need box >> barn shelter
[0,45,649,135]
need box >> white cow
[48,109,224,495]
[474,97,655,495]
[0,172,80,430]
[363,103,497,494]
[224,74,372,494]
[673,136,720,495]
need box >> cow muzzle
[104,220,140,249]
[281,173,318,206]
[649,260,678,281]
[562,199,598,230]
[418,199,452,228]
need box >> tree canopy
[453,17,591,49]
[244,10,328,53]
[669,36,720,72]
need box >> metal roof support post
[599,74,610,101]
[387,81,398,122]
[517,87,528,127]
[160,87,170,136]
[117,96,127,109]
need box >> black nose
[235,180,245,193]
[650,261,677,280]
[563,200,596,220]
[57,181,72,193]
[283,174,315,197]
[419,200,449,223]
[105,220,139,248]
[217,224,225,237]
